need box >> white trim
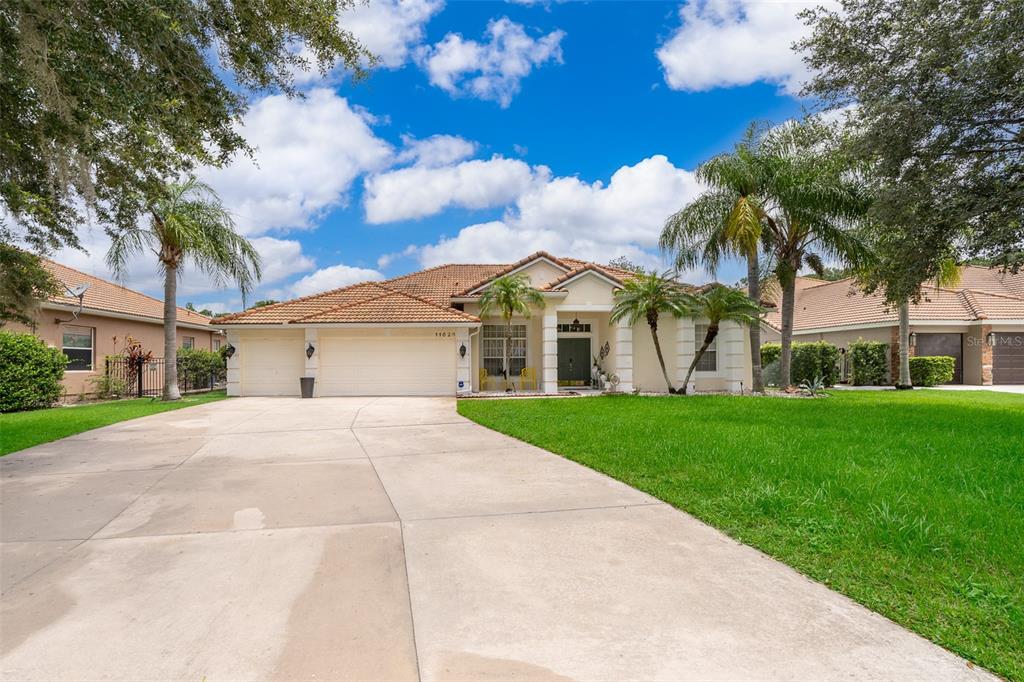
[43,302,219,333]
[547,268,622,291]
[554,303,613,312]
[465,256,571,295]
[787,319,985,335]
[451,291,567,303]
[217,321,481,330]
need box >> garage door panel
[993,333,1024,384]
[241,334,304,396]
[319,335,455,396]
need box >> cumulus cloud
[395,134,478,167]
[200,89,393,235]
[289,263,385,297]
[363,155,546,223]
[416,17,565,107]
[656,0,827,95]
[406,155,701,269]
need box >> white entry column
[226,330,241,396]
[455,328,472,394]
[614,319,634,392]
[675,317,695,393]
[719,321,746,393]
[542,313,558,394]
[304,328,319,396]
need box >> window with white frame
[213,339,221,350]
[694,323,717,371]
[482,324,526,377]
[182,336,195,349]
[62,325,94,371]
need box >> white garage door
[319,333,456,396]
[240,332,304,396]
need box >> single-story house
[8,259,223,397]
[214,251,754,397]
[761,266,1024,385]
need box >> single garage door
[240,332,304,396]
[915,333,963,384]
[993,333,1024,384]
[318,333,456,396]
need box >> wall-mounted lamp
[306,342,316,359]
[987,331,996,346]
[909,332,917,347]
[224,343,236,359]
[459,343,467,358]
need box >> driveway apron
[0,397,992,681]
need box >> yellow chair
[520,367,537,391]
[479,368,489,391]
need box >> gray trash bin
[300,377,315,398]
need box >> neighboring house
[761,267,1024,385]
[8,259,223,397]
[214,251,753,397]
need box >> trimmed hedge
[177,347,226,387]
[761,341,841,386]
[0,331,68,412]
[909,356,955,386]
[850,340,889,385]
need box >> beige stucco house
[8,259,223,397]
[761,267,1024,385]
[214,252,753,397]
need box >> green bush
[849,340,889,385]
[909,356,955,386]
[176,347,226,389]
[761,341,841,386]
[0,331,68,412]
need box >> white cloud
[395,134,477,167]
[200,88,393,235]
[408,155,702,269]
[363,155,546,223]
[416,17,565,107]
[289,263,385,297]
[656,0,827,95]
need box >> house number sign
[435,331,455,338]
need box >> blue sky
[60,0,820,312]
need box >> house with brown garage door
[213,252,754,397]
[761,266,1024,385]
[8,259,224,398]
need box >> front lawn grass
[1,390,228,455]
[459,391,1024,680]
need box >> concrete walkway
[0,397,990,681]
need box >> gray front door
[915,333,963,384]
[993,333,1024,384]
[558,338,591,383]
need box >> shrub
[909,356,955,386]
[849,340,889,385]
[0,331,68,412]
[176,347,226,389]
[761,341,840,386]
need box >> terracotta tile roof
[454,251,571,296]
[215,283,393,324]
[295,290,479,324]
[539,264,625,290]
[385,263,506,305]
[43,259,213,326]
[763,267,1024,332]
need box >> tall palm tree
[610,270,689,393]
[678,284,762,394]
[478,274,545,391]
[107,178,262,400]
[661,125,771,392]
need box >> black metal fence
[104,357,223,398]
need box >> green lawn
[459,391,1024,680]
[1,391,229,456]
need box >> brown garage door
[993,333,1024,384]
[915,333,962,384]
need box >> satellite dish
[67,283,90,298]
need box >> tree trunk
[746,252,763,393]
[163,263,182,401]
[682,325,719,395]
[648,319,674,393]
[897,299,912,389]
[504,314,512,392]
[779,274,797,388]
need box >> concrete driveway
[1,397,990,681]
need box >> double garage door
[240,331,456,396]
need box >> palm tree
[661,125,771,392]
[678,285,762,394]
[478,274,545,391]
[610,270,689,393]
[106,178,262,400]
